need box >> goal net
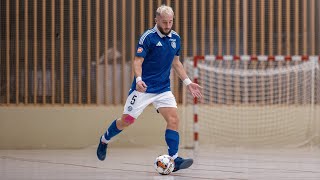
[182,55,320,148]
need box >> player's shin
[102,119,122,143]
[165,129,179,159]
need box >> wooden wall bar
[182,1,188,59]
[192,0,197,55]
[235,0,240,55]
[260,0,265,55]
[51,0,55,104]
[294,0,299,55]
[226,0,230,55]
[130,1,135,84]
[121,0,126,103]
[277,0,282,55]
[112,0,117,105]
[303,0,307,55]
[87,0,91,104]
[166,0,171,6]
[251,0,256,55]
[105,0,109,105]
[310,0,315,55]
[209,0,214,55]
[286,0,290,56]
[269,0,274,55]
[217,0,222,56]
[243,0,248,55]
[96,0,100,104]
[200,0,205,55]
[140,0,145,35]
[149,0,153,28]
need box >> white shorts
[123,90,177,119]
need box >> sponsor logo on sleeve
[137,47,143,53]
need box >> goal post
[181,55,320,149]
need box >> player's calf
[97,119,124,161]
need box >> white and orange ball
[154,154,175,175]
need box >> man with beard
[96,5,202,172]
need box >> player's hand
[187,83,202,99]
[136,81,147,92]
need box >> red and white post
[192,56,204,150]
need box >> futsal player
[97,5,202,172]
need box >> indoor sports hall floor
[1,145,320,180]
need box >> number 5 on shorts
[130,95,137,105]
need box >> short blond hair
[156,5,174,17]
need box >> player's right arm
[135,29,153,93]
[133,56,147,92]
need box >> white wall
[0,106,183,149]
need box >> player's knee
[167,116,179,129]
[123,114,135,126]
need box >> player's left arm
[172,56,202,98]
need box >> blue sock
[165,129,179,158]
[104,120,122,141]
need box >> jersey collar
[154,25,172,38]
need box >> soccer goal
[182,55,320,149]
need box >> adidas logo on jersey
[156,41,162,46]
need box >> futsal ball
[154,154,175,175]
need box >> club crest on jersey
[171,41,176,49]
[137,47,143,53]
